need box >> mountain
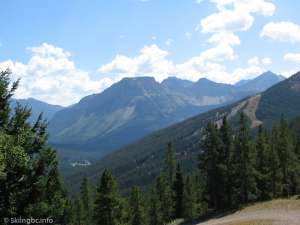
[50,72,283,165]
[11,98,63,123]
[49,77,214,156]
[67,71,300,192]
[235,71,285,92]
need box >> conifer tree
[129,186,146,225]
[155,175,173,223]
[148,187,162,225]
[255,126,272,200]
[80,177,93,225]
[73,198,84,225]
[172,164,184,218]
[94,170,123,225]
[0,70,68,224]
[277,117,300,196]
[165,142,176,185]
[182,176,198,221]
[232,113,257,205]
[199,122,222,210]
[219,116,233,208]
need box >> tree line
[1,69,300,225]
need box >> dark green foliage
[255,126,272,200]
[231,113,257,205]
[94,170,124,225]
[0,70,69,224]
[148,187,162,225]
[154,175,173,223]
[129,187,146,225]
[165,142,176,185]
[182,176,198,220]
[172,164,184,218]
[80,177,93,225]
[199,122,224,210]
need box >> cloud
[261,21,300,43]
[201,0,275,33]
[284,53,300,63]
[207,32,240,46]
[98,44,270,84]
[0,43,112,106]
[98,45,175,82]
[201,10,254,33]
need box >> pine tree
[94,170,123,225]
[182,176,198,221]
[219,116,233,208]
[255,126,272,200]
[155,175,173,223]
[0,70,68,224]
[129,186,146,225]
[148,187,162,225]
[80,177,93,225]
[199,122,222,210]
[269,126,284,197]
[165,142,176,185]
[73,198,84,225]
[277,117,300,196]
[231,113,257,205]
[172,164,184,218]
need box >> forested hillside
[68,71,300,193]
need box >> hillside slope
[67,71,300,191]
[195,198,300,225]
[51,72,283,160]
[11,98,63,123]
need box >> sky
[0,0,300,106]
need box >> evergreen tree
[129,186,146,225]
[94,170,123,225]
[231,113,257,205]
[148,187,162,225]
[0,70,68,224]
[277,118,300,196]
[255,126,272,200]
[199,122,222,210]
[219,116,233,208]
[80,177,93,225]
[165,142,176,185]
[182,176,198,221]
[268,126,283,198]
[73,198,84,225]
[155,175,173,223]
[172,164,184,218]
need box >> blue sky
[0,0,300,106]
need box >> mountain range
[66,71,300,193]
[48,71,284,159]
[10,98,64,124]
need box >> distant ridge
[66,71,300,192]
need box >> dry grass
[196,197,300,225]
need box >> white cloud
[261,21,300,43]
[280,69,298,78]
[284,53,300,63]
[0,43,112,106]
[201,10,254,33]
[201,0,275,33]
[262,57,272,65]
[98,44,270,84]
[98,45,175,82]
[207,32,240,46]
